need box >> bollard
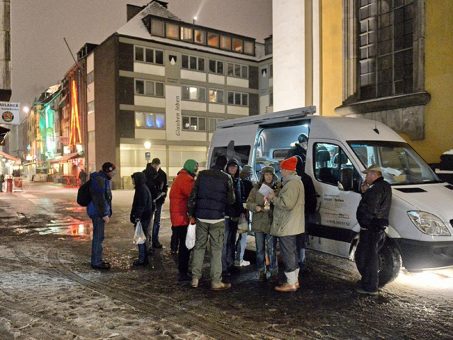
[6,178,13,193]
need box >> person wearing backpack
[130,172,154,266]
[87,162,116,270]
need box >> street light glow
[144,141,151,149]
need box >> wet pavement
[0,181,452,339]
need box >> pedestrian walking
[87,162,116,270]
[78,168,87,186]
[355,165,392,295]
[234,165,254,267]
[169,159,198,281]
[188,155,235,290]
[267,156,305,292]
[294,155,317,272]
[222,158,245,277]
[143,158,168,249]
[246,166,281,281]
[130,172,154,266]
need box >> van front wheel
[355,241,402,287]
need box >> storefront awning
[49,152,80,164]
[0,150,21,163]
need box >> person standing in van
[267,156,305,292]
[355,165,392,295]
[222,158,245,277]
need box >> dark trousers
[279,235,300,273]
[151,201,163,245]
[171,226,179,252]
[296,233,306,268]
[356,229,386,292]
[172,225,191,274]
[91,216,105,266]
[137,218,151,263]
[222,218,238,273]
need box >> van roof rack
[217,106,316,129]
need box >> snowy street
[0,182,452,339]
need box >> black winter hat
[102,162,116,173]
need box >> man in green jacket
[268,156,305,292]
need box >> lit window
[135,112,165,129]
[194,29,206,44]
[209,89,224,103]
[166,22,179,40]
[182,86,206,102]
[182,115,206,131]
[232,37,243,53]
[207,32,219,48]
[181,26,193,41]
[220,35,231,50]
[151,19,164,36]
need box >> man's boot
[274,270,298,292]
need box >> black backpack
[77,179,91,206]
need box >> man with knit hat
[87,162,116,270]
[169,159,198,281]
[267,156,305,292]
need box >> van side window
[314,143,360,190]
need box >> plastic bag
[133,220,146,245]
[185,223,196,250]
[237,212,250,232]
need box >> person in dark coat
[222,158,245,277]
[287,133,308,163]
[143,158,168,249]
[295,155,317,271]
[130,172,154,266]
[87,162,116,270]
[355,165,392,295]
[188,155,235,290]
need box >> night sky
[10,0,272,114]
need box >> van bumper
[396,239,453,271]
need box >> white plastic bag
[133,220,146,245]
[185,223,196,250]
[237,212,250,232]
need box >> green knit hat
[183,159,198,174]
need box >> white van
[208,107,453,285]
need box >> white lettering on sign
[175,95,181,136]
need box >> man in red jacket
[169,159,198,281]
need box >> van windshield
[349,141,441,185]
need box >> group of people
[85,151,391,296]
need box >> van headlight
[407,211,451,236]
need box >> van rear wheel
[355,241,402,287]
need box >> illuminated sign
[0,102,20,125]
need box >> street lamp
[144,141,151,149]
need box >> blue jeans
[152,201,163,245]
[137,219,151,263]
[91,216,105,266]
[255,232,278,274]
[222,218,238,272]
[235,233,248,262]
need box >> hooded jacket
[246,168,281,234]
[87,171,112,219]
[143,163,168,205]
[170,168,196,227]
[130,172,154,223]
[226,159,245,218]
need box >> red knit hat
[280,156,297,171]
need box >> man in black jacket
[143,158,168,249]
[355,165,392,295]
[130,172,154,266]
[188,155,235,290]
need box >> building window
[244,40,254,55]
[194,29,206,44]
[270,64,273,77]
[227,63,248,79]
[134,46,164,65]
[135,79,164,97]
[358,0,415,100]
[166,22,179,40]
[232,37,243,53]
[151,18,164,36]
[220,35,231,50]
[208,118,223,132]
[87,71,94,84]
[209,60,224,75]
[87,101,95,113]
[209,89,224,103]
[182,55,205,71]
[182,116,206,131]
[227,91,248,106]
[182,86,206,102]
[207,32,219,48]
[180,26,193,41]
[135,112,166,129]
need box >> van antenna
[373,113,379,134]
